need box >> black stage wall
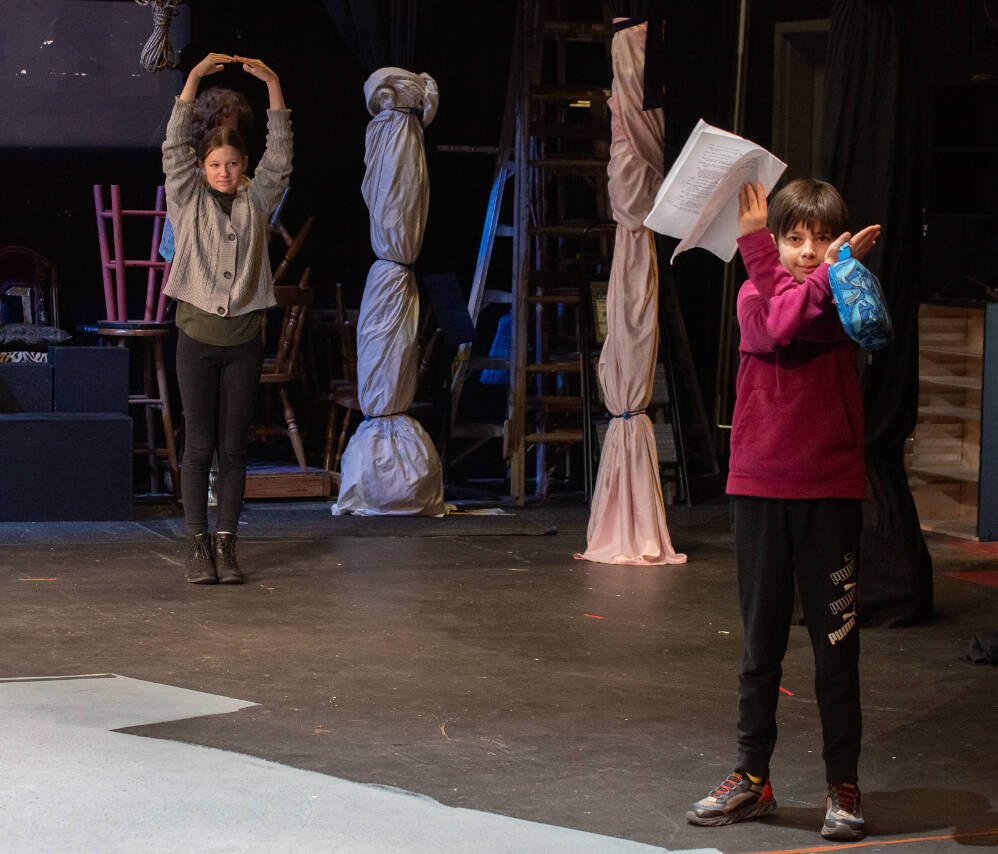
[0,0,514,331]
[2,0,987,540]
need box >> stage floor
[1,497,995,853]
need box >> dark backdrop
[0,0,515,332]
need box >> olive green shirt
[174,188,263,346]
[175,300,263,346]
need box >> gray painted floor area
[0,675,712,854]
[0,498,996,853]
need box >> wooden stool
[93,184,179,496]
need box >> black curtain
[319,0,417,74]
[823,0,933,626]
[606,0,666,110]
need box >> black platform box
[0,363,53,413]
[0,413,132,521]
[50,346,128,414]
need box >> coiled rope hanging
[135,0,184,72]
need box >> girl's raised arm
[180,53,234,103]
[233,57,286,110]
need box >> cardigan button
[216,307,225,315]
[228,233,236,241]
[223,271,232,279]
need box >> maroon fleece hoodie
[725,227,866,500]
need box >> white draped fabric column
[577,24,686,564]
[332,67,445,517]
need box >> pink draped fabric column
[577,23,686,565]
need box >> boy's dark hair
[198,127,248,162]
[767,178,848,239]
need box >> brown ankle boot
[215,532,244,584]
[186,532,217,584]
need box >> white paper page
[670,148,787,263]
[644,124,759,238]
[652,119,718,201]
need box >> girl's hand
[181,53,233,102]
[234,56,278,84]
[737,182,768,235]
[192,52,234,80]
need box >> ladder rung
[529,85,611,104]
[527,361,580,374]
[539,20,611,41]
[526,395,583,413]
[528,271,589,288]
[525,429,585,443]
[531,121,609,140]
[482,289,513,306]
[530,223,616,237]
[548,337,583,349]
[527,293,581,305]
[451,423,505,439]
[528,157,608,172]
[467,356,509,371]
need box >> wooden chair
[0,245,60,328]
[320,283,361,472]
[249,217,315,470]
[320,285,442,473]
[93,184,179,496]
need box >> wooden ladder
[660,261,722,503]
[449,0,613,503]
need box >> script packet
[643,119,787,263]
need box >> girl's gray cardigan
[162,97,293,317]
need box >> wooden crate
[906,302,998,540]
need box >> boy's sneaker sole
[686,774,777,826]
[821,783,866,840]
[821,820,866,840]
[686,796,776,826]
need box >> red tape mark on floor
[932,537,998,557]
[944,569,998,588]
[743,827,998,854]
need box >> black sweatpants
[731,495,862,785]
[176,331,263,537]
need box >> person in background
[159,85,255,262]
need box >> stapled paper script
[643,119,787,263]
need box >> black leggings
[731,495,863,785]
[176,331,263,536]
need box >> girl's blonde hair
[198,126,247,163]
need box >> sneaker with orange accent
[822,783,865,840]
[686,771,776,826]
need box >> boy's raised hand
[737,182,768,235]
[846,224,882,261]
[824,224,882,266]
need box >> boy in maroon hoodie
[686,179,881,841]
